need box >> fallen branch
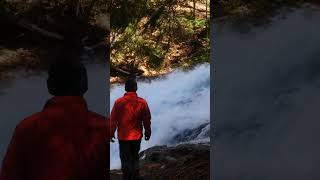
[114,67,131,75]
[17,20,64,40]
[113,67,144,77]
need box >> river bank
[214,0,313,21]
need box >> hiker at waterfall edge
[110,77,151,180]
[0,60,109,180]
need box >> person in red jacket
[0,60,109,180]
[110,77,151,180]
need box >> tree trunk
[193,0,196,19]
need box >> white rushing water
[0,62,210,170]
[110,64,210,169]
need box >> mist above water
[110,64,210,169]
[0,62,210,170]
[213,5,320,179]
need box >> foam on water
[110,64,210,169]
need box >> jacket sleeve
[142,102,151,136]
[110,101,119,138]
[0,126,26,180]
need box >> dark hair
[125,77,137,92]
[47,60,88,96]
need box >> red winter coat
[0,96,109,180]
[110,92,151,140]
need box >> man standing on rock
[0,60,109,180]
[110,78,151,180]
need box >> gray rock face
[110,144,210,180]
[169,122,210,144]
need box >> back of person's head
[125,77,137,92]
[47,60,88,96]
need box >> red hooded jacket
[0,96,109,180]
[110,92,151,140]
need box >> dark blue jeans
[119,140,141,180]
